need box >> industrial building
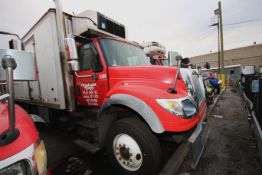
[190,44,262,70]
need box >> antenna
[168,55,183,94]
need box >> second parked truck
[2,8,207,175]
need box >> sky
[0,0,262,57]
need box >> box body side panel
[22,12,66,109]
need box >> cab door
[74,41,108,107]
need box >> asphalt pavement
[179,88,262,175]
[39,88,262,175]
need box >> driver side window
[77,42,102,72]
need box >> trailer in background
[200,64,256,87]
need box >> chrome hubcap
[113,134,143,171]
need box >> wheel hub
[119,146,131,160]
[113,134,143,171]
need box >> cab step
[75,120,98,129]
[74,139,100,153]
[58,116,76,132]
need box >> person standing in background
[209,72,221,94]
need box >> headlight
[181,99,197,118]
[156,98,197,119]
[34,140,47,175]
[0,161,29,175]
[156,99,184,116]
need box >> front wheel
[106,118,162,175]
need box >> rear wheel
[106,118,162,175]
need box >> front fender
[100,94,165,134]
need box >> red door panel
[74,40,108,107]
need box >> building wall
[190,44,262,69]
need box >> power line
[224,18,262,26]
[185,28,217,52]
[179,28,216,49]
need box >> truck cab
[74,36,205,131]
[72,34,206,174]
[14,9,207,175]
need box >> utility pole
[217,24,220,79]
[213,1,225,86]
[210,18,220,78]
[218,1,224,80]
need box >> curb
[207,88,226,116]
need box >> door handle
[92,74,98,80]
[75,72,97,80]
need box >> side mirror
[65,38,79,72]
[176,55,183,61]
[204,62,210,69]
[0,49,36,81]
[68,60,80,72]
[168,51,179,66]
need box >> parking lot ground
[179,88,262,175]
[39,124,177,175]
[38,125,117,175]
[39,88,262,175]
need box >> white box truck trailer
[18,9,126,111]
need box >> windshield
[99,38,151,66]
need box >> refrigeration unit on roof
[72,10,126,39]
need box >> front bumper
[0,143,49,175]
[0,144,35,174]
[159,111,208,175]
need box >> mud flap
[188,120,207,169]
[159,119,207,175]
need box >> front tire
[106,118,161,175]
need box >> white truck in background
[141,41,169,65]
